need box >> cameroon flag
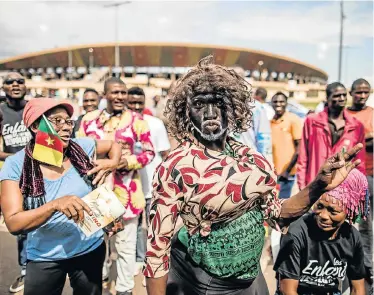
[33,115,64,167]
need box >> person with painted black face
[143,56,365,295]
[0,72,32,293]
[297,82,366,190]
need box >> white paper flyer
[78,184,125,236]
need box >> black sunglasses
[4,78,25,85]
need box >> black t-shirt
[0,102,31,153]
[274,213,365,295]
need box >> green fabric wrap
[178,208,265,279]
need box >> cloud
[217,2,373,47]
[0,1,218,58]
[317,42,329,60]
[0,1,371,84]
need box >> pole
[115,5,119,71]
[89,48,94,70]
[103,2,131,77]
[338,0,345,82]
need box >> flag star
[46,136,54,146]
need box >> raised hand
[315,143,363,191]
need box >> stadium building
[0,42,328,102]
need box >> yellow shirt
[271,112,303,176]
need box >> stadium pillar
[68,50,73,69]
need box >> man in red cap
[0,72,32,293]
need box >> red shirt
[346,107,374,176]
[297,108,366,189]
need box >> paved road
[0,221,146,295]
[0,221,275,295]
[0,230,20,295]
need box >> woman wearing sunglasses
[0,98,122,295]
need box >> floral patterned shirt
[144,138,284,278]
[77,109,155,220]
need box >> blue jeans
[136,198,151,263]
[17,234,27,275]
[277,175,296,199]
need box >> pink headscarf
[326,168,369,222]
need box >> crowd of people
[0,56,372,295]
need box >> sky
[0,0,373,86]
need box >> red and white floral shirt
[144,138,284,278]
[77,109,155,219]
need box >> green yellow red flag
[32,115,64,167]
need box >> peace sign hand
[314,143,363,191]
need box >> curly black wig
[164,55,253,141]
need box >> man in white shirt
[126,87,171,282]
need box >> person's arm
[276,144,363,226]
[0,151,13,161]
[146,276,168,295]
[350,279,365,295]
[297,116,311,190]
[144,165,183,295]
[87,139,121,185]
[280,116,303,180]
[0,135,12,161]
[279,140,300,180]
[121,116,155,171]
[2,180,56,234]
[95,139,122,160]
[279,279,299,295]
[275,232,302,295]
[1,180,92,235]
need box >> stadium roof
[0,42,328,81]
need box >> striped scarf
[20,139,95,210]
